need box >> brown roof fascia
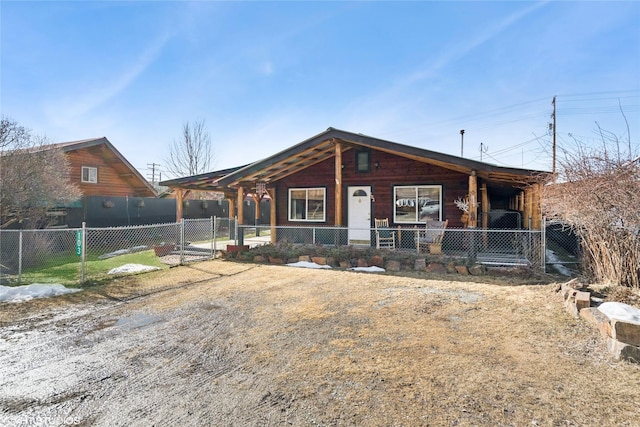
[217,128,549,188]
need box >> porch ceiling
[226,138,346,188]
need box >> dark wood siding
[274,149,471,227]
[66,146,154,197]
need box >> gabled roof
[42,137,157,196]
[160,165,248,192]
[161,128,550,191]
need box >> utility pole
[551,96,557,175]
[479,142,488,162]
[147,163,161,183]
[460,129,465,157]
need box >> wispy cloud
[341,1,550,140]
[407,1,549,84]
[46,32,172,126]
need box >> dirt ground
[1,260,639,427]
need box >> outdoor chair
[416,219,448,254]
[374,218,396,250]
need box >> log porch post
[468,171,478,228]
[524,188,533,229]
[531,183,542,230]
[480,183,489,249]
[267,187,277,244]
[176,188,184,221]
[237,186,244,224]
[334,142,343,226]
[226,194,235,220]
[480,183,489,229]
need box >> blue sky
[2,1,639,180]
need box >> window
[394,185,442,223]
[288,188,326,222]
[356,150,370,173]
[81,166,98,183]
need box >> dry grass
[1,260,639,426]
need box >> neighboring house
[42,137,156,228]
[161,128,549,245]
[49,137,156,198]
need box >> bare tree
[0,116,81,228]
[165,120,215,178]
[542,125,639,288]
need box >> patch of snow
[107,264,161,275]
[349,266,386,273]
[98,245,149,259]
[598,301,640,325]
[0,284,80,303]
[545,249,573,276]
[286,261,332,269]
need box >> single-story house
[161,128,549,246]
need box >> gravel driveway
[1,261,639,426]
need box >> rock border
[224,250,529,279]
[560,280,640,364]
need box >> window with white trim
[288,188,326,222]
[81,166,98,183]
[393,185,442,223]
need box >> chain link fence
[1,217,572,287]
[240,223,545,271]
[0,218,241,286]
[545,219,581,276]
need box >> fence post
[18,231,23,285]
[211,216,216,259]
[541,216,547,274]
[180,218,185,265]
[234,216,239,245]
[80,222,86,285]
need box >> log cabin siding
[274,149,472,227]
[65,147,154,197]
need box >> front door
[347,186,371,245]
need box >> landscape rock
[562,286,591,317]
[455,266,469,275]
[268,256,285,265]
[385,260,401,271]
[299,255,311,262]
[357,258,369,267]
[312,256,327,266]
[253,255,266,263]
[414,258,426,271]
[580,307,612,339]
[369,255,384,268]
[425,262,447,274]
[468,264,486,276]
[611,319,640,347]
[446,262,458,274]
[607,338,640,363]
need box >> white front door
[347,186,371,245]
